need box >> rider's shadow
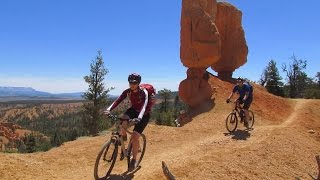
[106,166,141,180]
[224,129,251,140]
[107,174,134,180]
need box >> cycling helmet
[237,77,244,82]
[128,73,141,84]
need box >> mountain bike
[94,114,147,180]
[225,100,254,133]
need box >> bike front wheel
[226,112,238,133]
[127,133,147,171]
[94,139,118,180]
[247,110,255,129]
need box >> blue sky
[0,0,319,95]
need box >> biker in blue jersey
[226,77,253,128]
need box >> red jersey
[107,88,150,119]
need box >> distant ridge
[0,86,51,97]
[0,86,121,102]
[0,86,83,99]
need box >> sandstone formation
[180,0,221,69]
[178,68,213,108]
[211,2,248,79]
[179,1,248,107]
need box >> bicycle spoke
[94,140,118,179]
[127,134,147,171]
[247,110,255,129]
[226,113,238,133]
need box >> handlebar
[106,113,136,135]
[106,113,137,125]
[226,99,244,110]
[107,114,120,121]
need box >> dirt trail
[0,78,319,180]
[133,99,319,180]
[258,99,307,130]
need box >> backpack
[140,84,156,106]
[245,82,253,94]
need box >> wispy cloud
[0,75,87,93]
[0,75,183,95]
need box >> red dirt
[0,76,319,180]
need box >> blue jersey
[233,84,253,99]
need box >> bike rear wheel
[226,112,238,133]
[94,139,118,180]
[127,134,147,171]
[247,110,255,129]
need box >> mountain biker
[226,77,253,128]
[104,73,151,170]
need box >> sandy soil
[1,76,319,180]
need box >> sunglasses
[129,82,138,85]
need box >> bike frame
[94,114,147,180]
[108,114,134,160]
[226,100,255,133]
[232,101,245,120]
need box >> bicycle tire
[127,134,147,171]
[94,139,118,180]
[226,112,238,133]
[247,110,255,129]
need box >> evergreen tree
[174,95,179,109]
[303,73,320,99]
[158,89,171,112]
[24,133,36,153]
[259,66,269,87]
[316,72,320,87]
[173,95,180,119]
[17,140,27,153]
[82,50,112,135]
[52,131,62,147]
[261,60,284,96]
[155,111,162,125]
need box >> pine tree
[173,95,179,119]
[158,89,171,112]
[174,95,179,109]
[82,51,112,135]
[259,67,269,87]
[302,73,320,99]
[261,60,284,96]
[155,112,162,125]
[52,131,62,147]
[316,72,320,87]
[24,133,36,153]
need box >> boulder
[178,68,213,107]
[180,0,221,69]
[211,2,248,79]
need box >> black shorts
[124,107,150,134]
[237,97,253,110]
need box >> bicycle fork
[102,136,118,162]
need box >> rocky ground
[1,76,319,180]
